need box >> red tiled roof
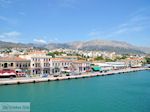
[0,57,29,61]
[51,58,71,62]
[72,60,87,63]
[28,51,47,55]
[127,58,144,60]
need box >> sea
[0,70,150,112]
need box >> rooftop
[0,57,30,62]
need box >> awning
[92,66,101,71]
[1,73,16,76]
[15,69,22,71]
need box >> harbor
[0,67,149,85]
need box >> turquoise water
[0,70,150,112]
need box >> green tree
[94,56,104,61]
[47,52,55,58]
[105,58,114,62]
[145,57,150,64]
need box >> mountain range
[0,40,150,54]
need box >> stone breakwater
[0,68,149,86]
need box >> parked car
[53,74,59,77]
[66,74,70,76]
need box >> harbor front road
[0,67,149,86]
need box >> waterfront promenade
[0,68,149,85]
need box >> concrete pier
[0,68,149,86]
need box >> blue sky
[0,0,150,46]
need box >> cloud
[114,8,150,35]
[33,38,47,44]
[88,31,100,36]
[4,31,21,37]
[0,16,8,21]
[54,37,59,41]
[0,31,21,42]
[89,8,150,38]
[19,12,26,16]
[111,16,149,36]
[0,15,19,26]
[0,0,12,8]
[58,0,78,8]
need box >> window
[10,63,13,67]
[4,63,8,68]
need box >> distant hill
[0,41,30,48]
[0,40,149,54]
[46,40,146,54]
[138,47,150,54]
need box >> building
[55,56,78,61]
[92,62,113,71]
[0,57,30,75]
[50,58,73,75]
[20,54,52,75]
[105,62,127,69]
[72,60,91,73]
[122,57,145,67]
[30,56,51,75]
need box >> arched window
[4,63,8,68]
[11,63,13,67]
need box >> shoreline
[0,68,149,86]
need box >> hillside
[46,40,146,54]
[0,40,149,54]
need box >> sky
[0,0,150,47]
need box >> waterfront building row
[0,56,91,76]
[0,55,145,77]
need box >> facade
[30,56,51,75]
[50,58,73,74]
[105,62,127,69]
[20,55,52,75]
[72,60,91,73]
[55,56,78,61]
[19,52,52,75]
[0,57,30,75]
[122,58,145,67]
[93,62,113,71]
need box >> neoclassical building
[0,57,30,74]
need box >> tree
[94,56,104,61]
[47,52,55,58]
[105,58,114,62]
[145,57,150,64]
